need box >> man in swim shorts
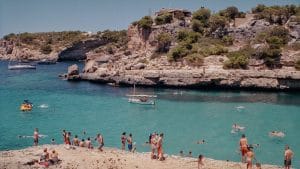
[33,128,39,146]
[239,134,248,163]
[284,145,293,169]
[96,133,104,151]
[127,133,133,152]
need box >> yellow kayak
[20,104,32,111]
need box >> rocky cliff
[72,7,300,90]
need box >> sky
[0,0,299,37]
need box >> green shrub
[168,45,189,61]
[295,60,300,70]
[258,47,282,68]
[200,44,228,56]
[192,8,211,27]
[40,44,52,54]
[266,36,284,49]
[268,26,289,44]
[20,32,35,44]
[209,14,227,32]
[156,32,172,52]
[3,33,16,41]
[252,4,266,13]
[176,30,201,43]
[100,30,128,45]
[185,53,204,66]
[252,5,298,24]
[137,16,153,29]
[155,13,173,25]
[224,51,249,69]
[222,36,234,46]
[192,20,204,33]
[221,6,239,20]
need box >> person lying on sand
[269,131,285,137]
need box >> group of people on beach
[30,127,294,169]
[239,133,294,169]
[148,132,165,161]
[61,129,104,151]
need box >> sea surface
[0,61,299,167]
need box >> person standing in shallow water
[62,130,67,144]
[284,145,294,169]
[246,147,255,169]
[33,128,39,146]
[239,134,248,163]
[96,133,104,151]
[127,133,133,152]
[121,132,126,150]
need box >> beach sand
[0,144,281,169]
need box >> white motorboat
[8,63,36,70]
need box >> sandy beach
[0,144,281,169]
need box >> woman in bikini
[65,132,71,145]
[121,132,126,150]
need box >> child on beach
[198,155,204,169]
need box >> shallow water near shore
[0,61,299,167]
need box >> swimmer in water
[196,140,205,144]
[269,131,285,137]
[232,124,245,131]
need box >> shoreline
[0,144,281,169]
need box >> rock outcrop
[80,68,300,90]
[66,64,81,80]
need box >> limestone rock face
[58,39,108,61]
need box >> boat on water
[20,100,33,111]
[37,59,56,65]
[126,84,157,105]
[8,63,36,70]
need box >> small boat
[37,59,56,65]
[20,100,33,111]
[126,84,157,105]
[128,96,155,105]
[8,62,36,70]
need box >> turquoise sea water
[0,61,299,167]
